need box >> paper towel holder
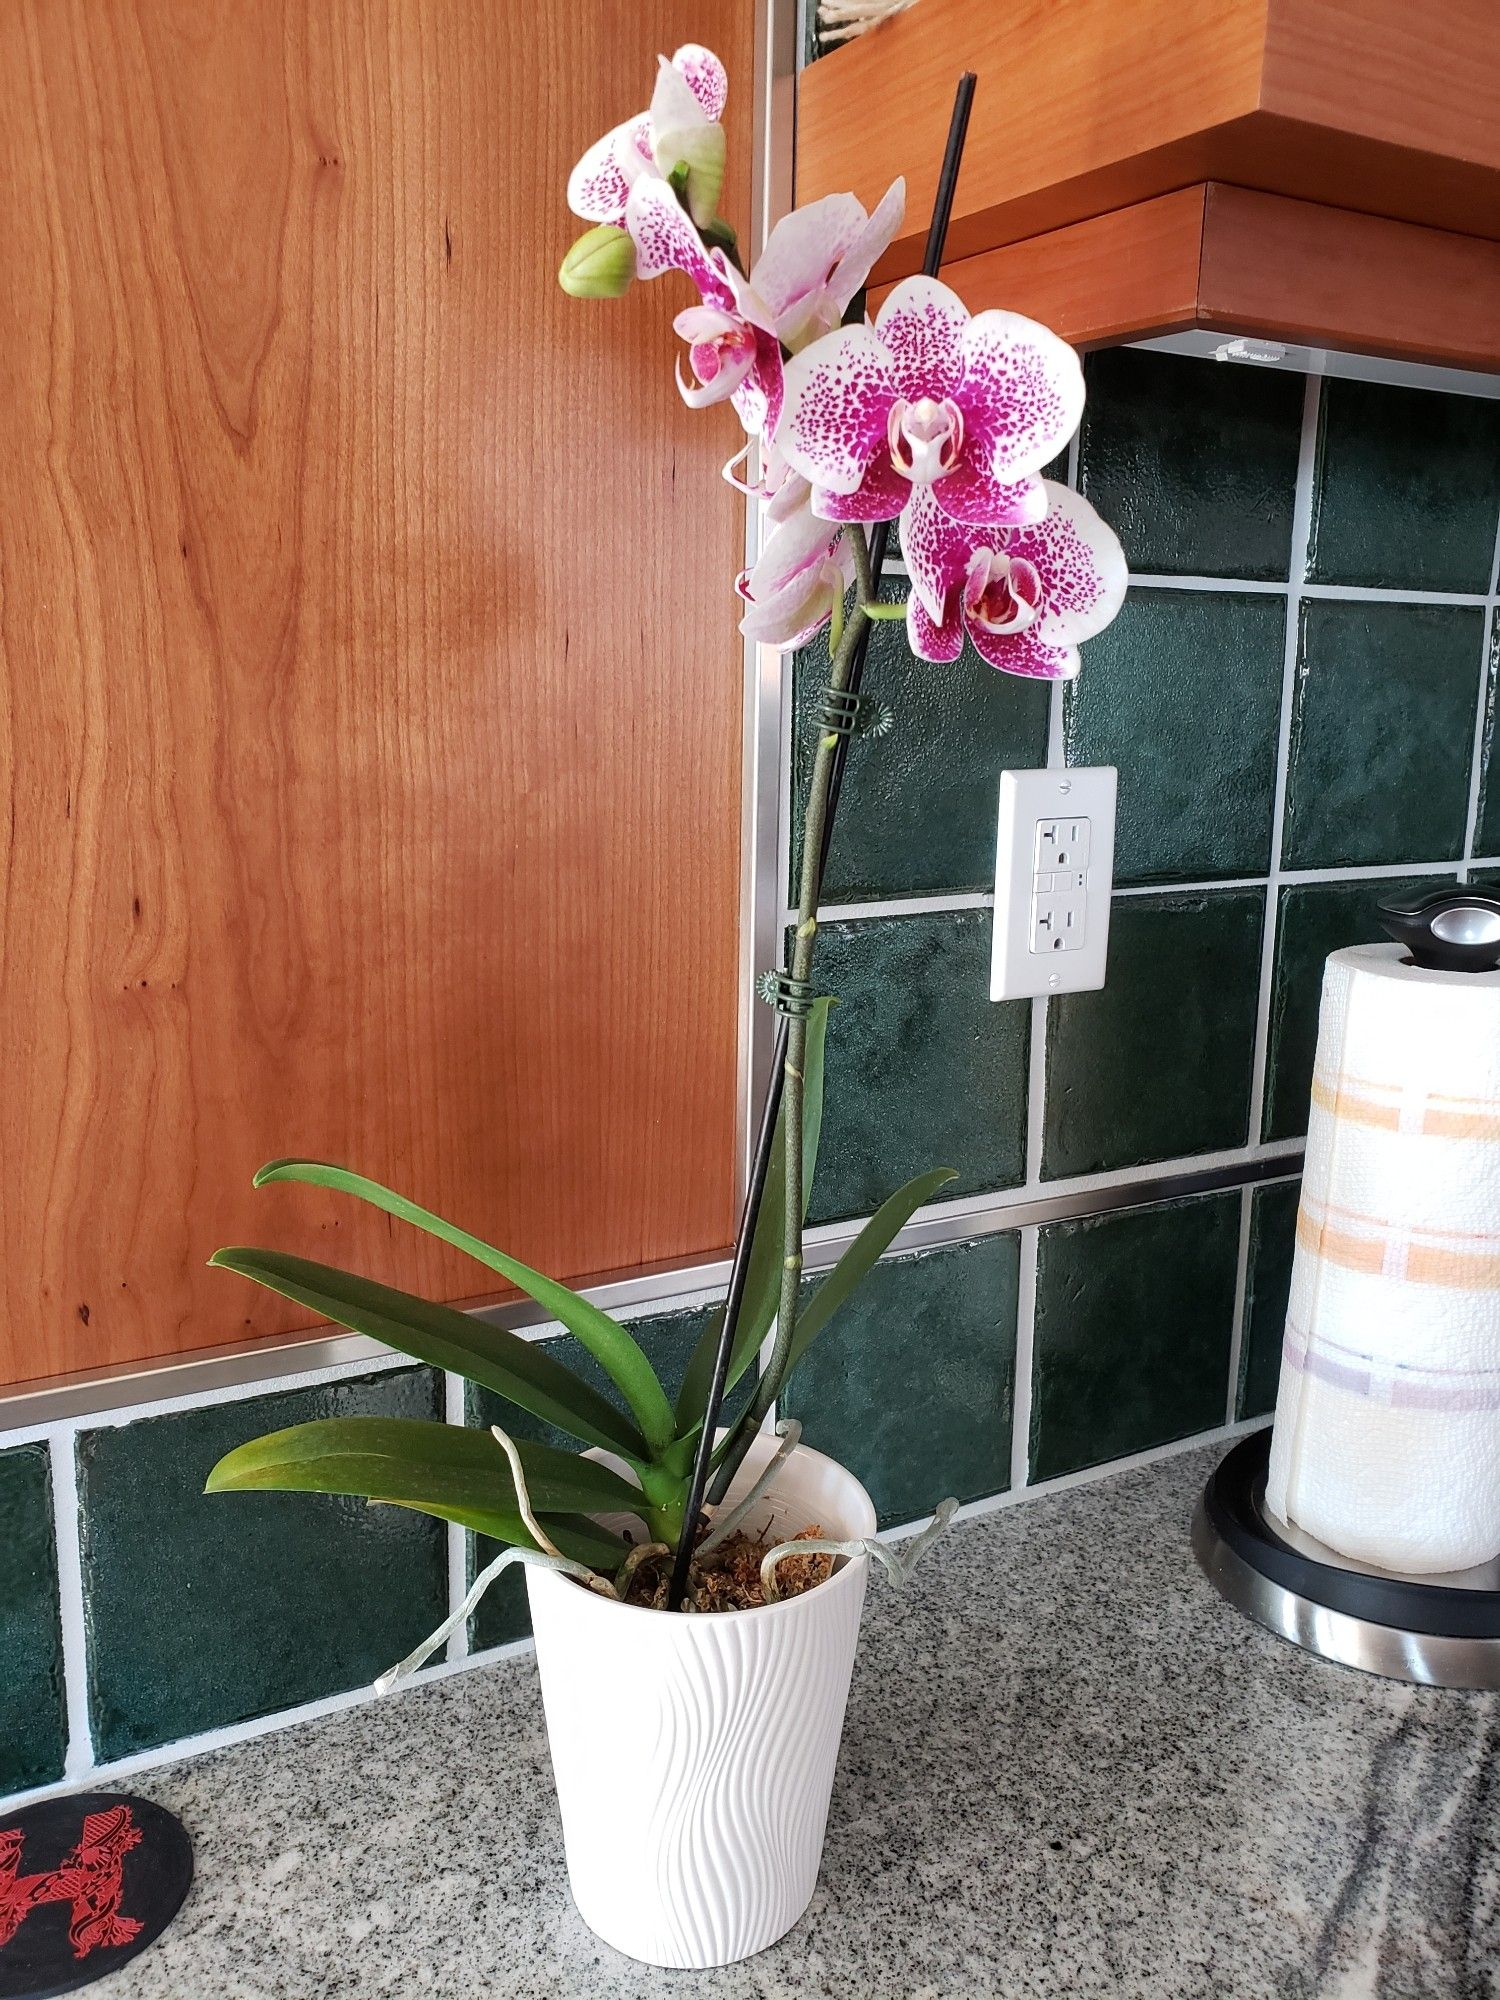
[1376,885,1500,973]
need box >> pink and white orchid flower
[903,481,1127,680]
[736,504,856,652]
[778,277,1085,530]
[625,177,906,442]
[567,45,728,229]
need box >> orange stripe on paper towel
[1309,1070,1500,1141]
[1296,1204,1500,1290]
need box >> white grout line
[1126,572,1491,608]
[1224,1186,1255,1428]
[797,889,993,924]
[1246,375,1322,1147]
[47,1429,94,1783]
[1009,1227,1038,1495]
[443,1372,469,1665]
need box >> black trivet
[0,1794,192,1997]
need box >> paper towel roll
[1265,942,1500,1575]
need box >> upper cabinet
[797,0,1500,374]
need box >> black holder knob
[1376,886,1500,974]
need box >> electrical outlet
[991,767,1117,1001]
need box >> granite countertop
[101,1441,1498,2000]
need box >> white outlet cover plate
[991,766,1117,1001]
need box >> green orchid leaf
[784,1166,956,1383]
[245,1162,678,1455]
[209,1247,647,1460]
[378,1501,623,1570]
[673,997,833,1438]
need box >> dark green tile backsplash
[1043,890,1263,1178]
[1063,589,1285,885]
[1306,379,1500,594]
[784,1235,1017,1530]
[0,1445,67,1793]
[1031,1194,1241,1482]
[1282,600,1484,869]
[6,354,1497,1800]
[807,911,1029,1224]
[78,1368,447,1760]
[1239,1180,1301,1421]
[1078,347,1304,581]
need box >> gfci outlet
[990,767,1117,1001]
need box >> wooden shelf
[799,0,1500,372]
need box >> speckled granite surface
[99,1442,1497,1999]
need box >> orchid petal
[873,277,968,399]
[934,460,1047,529]
[655,119,726,228]
[966,620,1080,680]
[751,195,867,335]
[731,327,785,438]
[716,257,780,336]
[959,310,1085,481]
[670,44,728,121]
[827,177,906,316]
[745,504,844,600]
[624,177,732,305]
[567,123,637,223]
[674,303,739,341]
[739,546,852,649]
[810,446,909,524]
[906,591,965,663]
[1004,481,1129,645]
[649,56,709,139]
[900,486,973,623]
[676,343,755,408]
[765,463,811,524]
[779,323,900,496]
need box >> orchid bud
[558,225,636,300]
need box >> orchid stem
[709,525,878,1502]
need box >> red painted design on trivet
[0,1806,143,1960]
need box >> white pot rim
[543,1436,876,1628]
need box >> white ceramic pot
[525,1433,876,1969]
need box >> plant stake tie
[668,70,979,1609]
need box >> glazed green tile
[1282,600,1484,870]
[1306,379,1500,592]
[0,1444,67,1793]
[466,1304,714,1649]
[1063,590,1285,884]
[1078,348,1303,581]
[807,910,1029,1225]
[792,578,1050,901]
[1474,625,1500,861]
[1041,890,1263,1179]
[79,1368,446,1761]
[1031,1193,1240,1482]
[782,1234,1017,1529]
[1238,1179,1301,1421]
[1262,873,1460,1140]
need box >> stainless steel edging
[0,1153,1302,1433]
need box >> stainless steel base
[1193,1434,1500,1692]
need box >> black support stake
[668,72,979,1609]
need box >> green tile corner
[78,1367,447,1762]
[0,1443,67,1794]
[782,1232,1018,1530]
[1030,1193,1240,1483]
[1042,889,1263,1180]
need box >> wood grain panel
[931,184,1500,372]
[797,0,1500,273]
[0,0,753,1386]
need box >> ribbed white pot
[525,1434,875,1969]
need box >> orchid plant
[204,45,1125,1642]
